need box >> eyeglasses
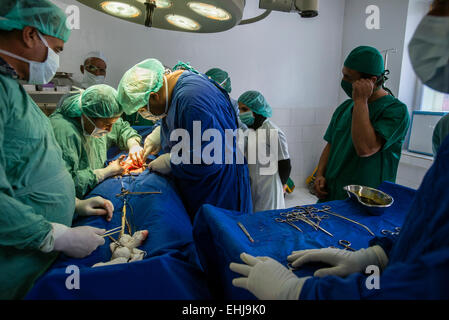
[85,64,107,75]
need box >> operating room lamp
[76,0,319,33]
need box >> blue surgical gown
[160,71,252,218]
[300,134,449,300]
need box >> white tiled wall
[272,107,433,197]
[271,107,334,191]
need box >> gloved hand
[143,126,161,159]
[51,223,106,258]
[287,245,388,278]
[148,153,171,174]
[127,138,144,167]
[94,155,126,182]
[75,196,114,222]
[229,253,310,300]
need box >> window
[420,85,449,112]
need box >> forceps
[275,217,303,233]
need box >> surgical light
[187,2,231,21]
[136,0,172,9]
[165,14,201,31]
[100,1,141,18]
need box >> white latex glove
[148,153,171,174]
[287,245,389,278]
[127,138,144,167]
[50,223,106,258]
[229,253,310,300]
[143,126,161,159]
[75,196,114,222]
[94,155,126,182]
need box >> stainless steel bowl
[343,185,394,215]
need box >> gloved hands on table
[230,245,389,300]
[40,223,106,258]
[75,196,115,222]
[230,253,310,300]
[287,245,389,278]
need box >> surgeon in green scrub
[0,0,114,299]
[50,84,143,198]
[314,46,410,202]
[433,113,449,155]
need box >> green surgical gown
[50,112,141,198]
[0,73,76,299]
[322,95,410,202]
[432,113,449,156]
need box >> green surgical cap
[60,85,122,118]
[344,46,385,76]
[205,68,232,93]
[238,91,272,118]
[117,58,165,115]
[0,0,71,42]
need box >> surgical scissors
[381,227,401,236]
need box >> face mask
[0,31,59,85]
[82,70,105,87]
[239,111,255,126]
[409,15,449,93]
[341,80,353,98]
[81,115,109,138]
[139,76,169,121]
[219,77,229,87]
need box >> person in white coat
[238,90,291,212]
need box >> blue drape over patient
[160,71,252,217]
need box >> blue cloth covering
[160,71,252,218]
[300,135,449,299]
[25,127,211,299]
[193,181,416,299]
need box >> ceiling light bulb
[166,14,201,31]
[187,2,231,21]
[101,1,141,18]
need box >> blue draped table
[192,181,417,299]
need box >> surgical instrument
[296,215,333,237]
[381,227,401,236]
[330,240,356,251]
[337,240,355,251]
[237,221,255,243]
[275,217,303,232]
[307,205,375,236]
[102,226,122,238]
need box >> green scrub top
[122,112,154,127]
[432,113,449,156]
[0,73,76,299]
[322,95,410,202]
[50,108,141,198]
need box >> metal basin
[343,185,394,215]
